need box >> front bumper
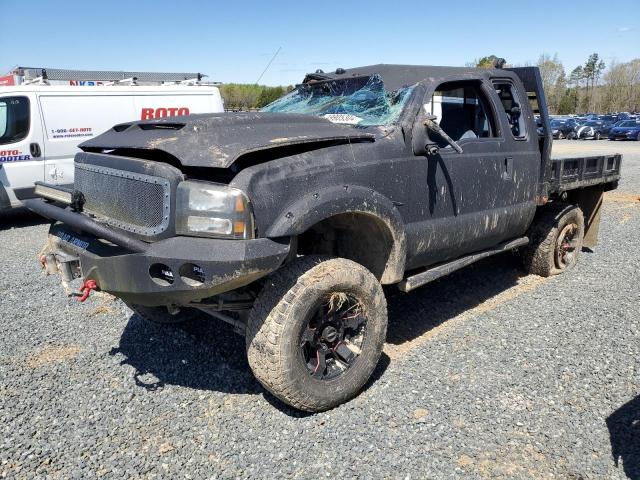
[28,200,290,306]
[609,132,638,140]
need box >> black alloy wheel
[300,293,367,380]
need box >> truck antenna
[255,46,282,85]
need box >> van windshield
[260,74,415,126]
[0,96,30,145]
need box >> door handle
[502,157,513,180]
[30,142,42,158]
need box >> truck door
[0,93,45,203]
[405,79,524,269]
[489,79,538,235]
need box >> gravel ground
[1,140,639,479]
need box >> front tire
[521,203,585,277]
[246,256,387,412]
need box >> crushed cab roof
[303,64,504,91]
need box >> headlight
[176,181,254,239]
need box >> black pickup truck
[27,64,621,411]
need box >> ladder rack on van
[7,67,220,87]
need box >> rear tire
[521,203,584,277]
[126,303,202,324]
[246,256,387,412]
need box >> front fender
[266,185,407,283]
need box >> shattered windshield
[260,74,415,126]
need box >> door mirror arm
[423,115,464,154]
[425,143,440,156]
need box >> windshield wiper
[423,115,463,154]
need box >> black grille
[74,163,170,236]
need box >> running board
[398,237,529,292]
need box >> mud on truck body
[27,64,622,411]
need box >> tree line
[219,83,294,111]
[472,53,640,114]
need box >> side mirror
[423,115,463,153]
[411,118,463,155]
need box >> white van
[0,83,224,210]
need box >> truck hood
[80,112,375,168]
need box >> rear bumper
[27,200,290,306]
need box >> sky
[1,0,638,86]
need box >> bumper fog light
[149,263,175,286]
[179,263,206,286]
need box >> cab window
[426,81,496,148]
[0,96,30,145]
[493,82,526,139]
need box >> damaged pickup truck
[27,64,621,411]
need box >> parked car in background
[600,120,625,136]
[598,114,617,124]
[608,120,640,141]
[572,120,607,140]
[544,119,580,139]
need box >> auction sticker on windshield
[322,114,363,125]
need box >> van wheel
[126,303,201,324]
[522,203,584,277]
[246,256,387,412]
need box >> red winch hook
[78,279,97,302]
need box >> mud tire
[246,256,387,412]
[521,203,585,277]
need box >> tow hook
[77,279,98,302]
